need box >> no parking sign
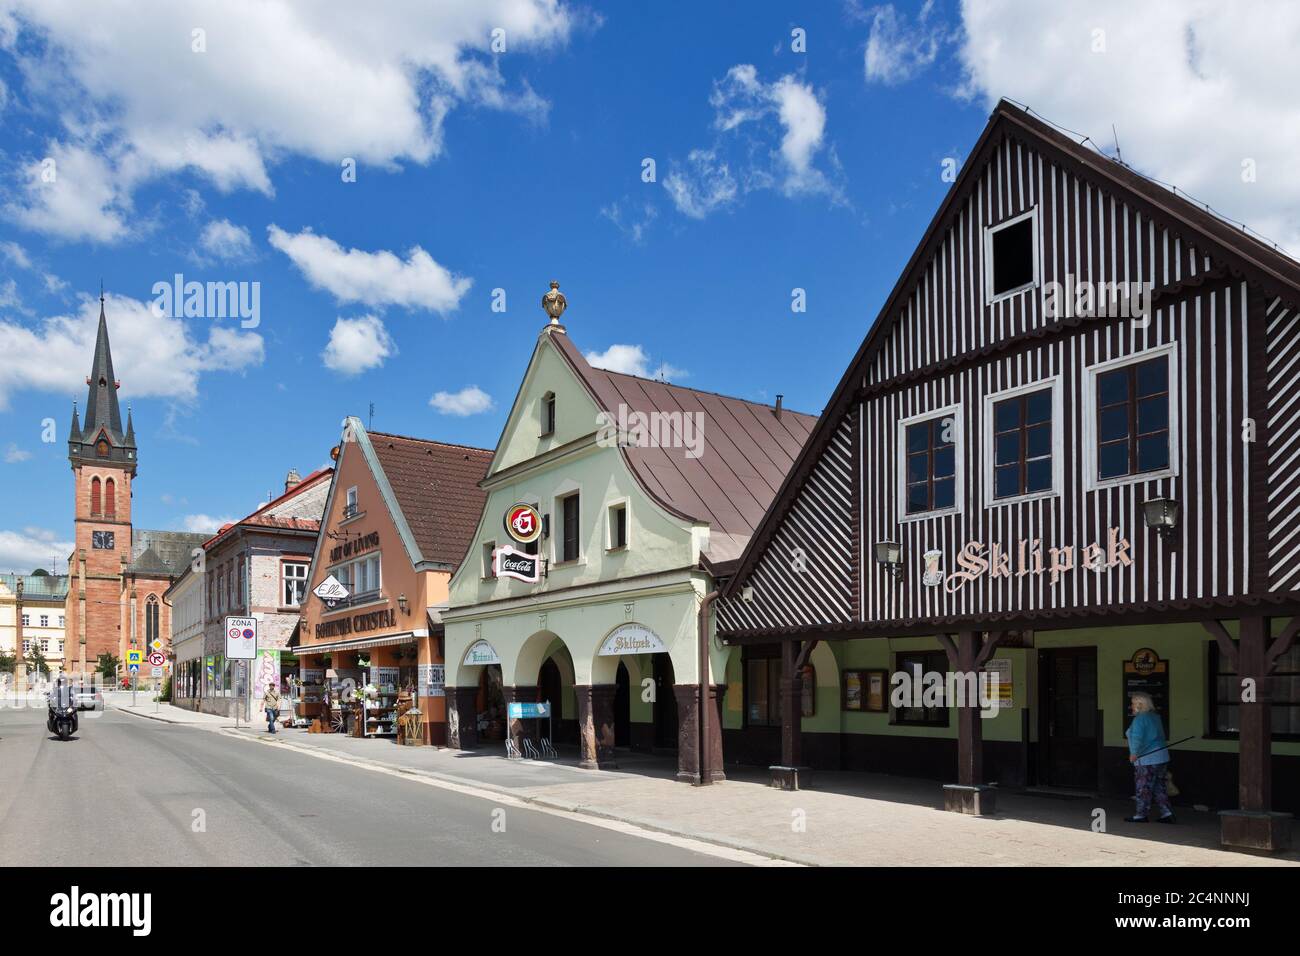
[224,616,258,660]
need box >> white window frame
[1082,341,1180,492]
[984,207,1041,305]
[282,561,309,608]
[39,614,49,628]
[982,375,1063,508]
[606,498,631,551]
[21,614,29,627]
[328,551,383,605]
[482,540,497,579]
[343,486,360,519]
[896,403,965,524]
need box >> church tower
[65,297,138,675]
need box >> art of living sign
[936,527,1133,594]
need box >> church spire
[82,296,125,441]
[69,293,136,474]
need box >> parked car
[74,686,104,711]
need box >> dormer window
[541,392,556,437]
[984,208,1039,302]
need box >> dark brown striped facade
[716,100,1300,851]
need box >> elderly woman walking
[1124,692,1175,823]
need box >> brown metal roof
[368,431,494,568]
[548,331,817,564]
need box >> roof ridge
[595,366,820,420]
[366,429,494,454]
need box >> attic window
[541,392,556,437]
[985,209,1039,301]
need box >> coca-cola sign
[493,545,539,583]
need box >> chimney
[284,468,302,494]
[774,395,783,420]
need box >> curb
[112,705,238,729]
[224,730,820,866]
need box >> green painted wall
[723,621,1298,757]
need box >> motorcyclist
[48,674,78,737]
[49,674,76,710]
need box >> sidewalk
[224,725,1300,867]
[110,696,242,728]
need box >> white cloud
[268,225,472,314]
[321,315,395,376]
[4,443,31,462]
[0,0,574,242]
[953,0,1300,252]
[0,292,264,409]
[861,1,947,85]
[180,514,233,535]
[8,142,131,243]
[663,150,738,219]
[430,385,494,416]
[0,526,73,573]
[197,219,254,262]
[600,199,658,242]
[0,241,31,270]
[664,65,840,218]
[584,344,686,382]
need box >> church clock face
[92,530,115,550]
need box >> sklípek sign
[598,623,667,656]
[504,503,541,545]
[934,527,1133,594]
[494,545,540,583]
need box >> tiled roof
[368,432,494,568]
[550,332,818,564]
[202,468,331,550]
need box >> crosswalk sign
[126,650,143,666]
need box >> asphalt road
[0,703,740,866]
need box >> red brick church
[63,299,207,681]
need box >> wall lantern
[397,593,409,615]
[875,540,903,578]
[741,585,755,603]
[1142,498,1181,539]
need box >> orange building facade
[295,418,491,743]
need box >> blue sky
[1,1,1297,571]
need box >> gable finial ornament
[541,280,567,331]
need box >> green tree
[0,651,16,673]
[25,642,48,679]
[96,653,120,679]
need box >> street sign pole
[131,668,137,707]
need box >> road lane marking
[218,730,801,867]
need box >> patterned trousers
[1134,762,1173,818]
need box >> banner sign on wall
[980,658,1013,708]
[418,663,445,698]
[463,640,501,666]
[597,623,667,656]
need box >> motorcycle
[47,701,78,741]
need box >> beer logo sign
[504,502,542,544]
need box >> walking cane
[1133,736,1195,798]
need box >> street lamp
[876,540,903,578]
[1142,498,1181,540]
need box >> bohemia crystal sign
[494,545,540,583]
